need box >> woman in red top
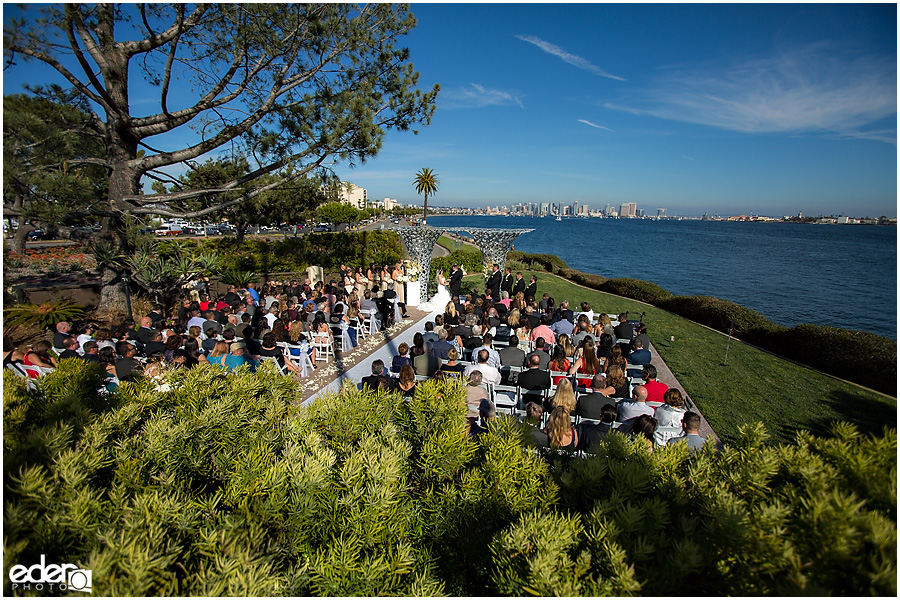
[547,345,570,386]
[569,339,601,388]
[22,340,57,376]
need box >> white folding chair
[313,335,334,363]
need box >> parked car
[312,223,331,232]
[155,225,183,236]
[26,229,46,240]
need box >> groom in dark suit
[485,263,502,299]
[449,264,463,297]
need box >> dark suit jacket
[518,367,551,391]
[501,273,513,293]
[449,269,463,295]
[576,392,613,420]
[361,375,395,391]
[614,321,635,340]
[524,282,537,300]
[486,270,502,298]
[512,278,526,296]
[578,422,615,452]
[143,341,166,357]
[135,327,154,346]
[626,348,652,365]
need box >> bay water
[428,215,897,340]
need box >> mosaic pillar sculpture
[468,228,534,274]
[392,226,444,304]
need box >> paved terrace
[298,306,719,442]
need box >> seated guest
[397,364,417,397]
[617,385,655,422]
[577,374,615,420]
[606,365,630,399]
[499,342,526,368]
[202,327,221,353]
[259,333,301,375]
[569,338,601,388]
[464,349,500,387]
[576,301,594,324]
[654,388,688,445]
[224,342,257,373]
[571,319,593,349]
[578,403,619,452]
[524,337,551,371]
[466,370,489,417]
[468,397,495,436]
[144,329,166,358]
[603,344,628,374]
[207,341,230,368]
[421,321,439,345]
[53,321,73,349]
[530,314,556,346]
[472,332,501,369]
[410,332,427,358]
[517,353,551,405]
[614,312,635,341]
[545,406,578,450]
[114,341,141,380]
[550,308,574,337]
[547,378,577,413]
[666,411,707,451]
[81,340,102,363]
[431,328,456,361]
[547,345,570,386]
[641,364,669,404]
[58,335,82,360]
[391,342,413,373]
[441,348,465,375]
[632,323,650,353]
[522,402,549,448]
[628,414,658,452]
[626,338,651,365]
[413,342,440,377]
[361,359,394,391]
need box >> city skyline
[3,4,896,217]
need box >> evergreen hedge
[4,362,896,596]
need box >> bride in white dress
[421,269,452,313]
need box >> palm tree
[413,168,439,225]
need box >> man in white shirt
[617,385,655,422]
[464,349,501,387]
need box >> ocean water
[428,215,898,340]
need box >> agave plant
[89,241,125,269]
[195,252,221,275]
[4,300,85,329]
[220,267,258,288]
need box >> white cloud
[606,44,896,144]
[441,83,524,109]
[516,35,625,81]
[578,119,611,131]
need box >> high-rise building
[656,208,667,220]
[620,202,637,218]
[540,202,550,217]
[572,200,579,216]
[337,182,367,209]
[635,208,644,217]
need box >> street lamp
[123,269,132,319]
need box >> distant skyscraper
[656,208,667,220]
[620,202,637,217]
[572,200,579,216]
[635,208,644,217]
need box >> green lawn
[462,270,896,445]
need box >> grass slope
[463,270,896,445]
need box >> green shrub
[599,277,675,306]
[661,294,782,338]
[507,251,568,272]
[766,324,897,396]
[557,267,607,289]
[4,364,894,596]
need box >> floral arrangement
[404,260,421,282]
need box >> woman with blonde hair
[557,333,575,359]
[549,378,576,413]
[208,341,229,367]
[444,300,460,326]
[594,313,615,339]
[545,406,578,450]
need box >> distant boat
[555,216,562,221]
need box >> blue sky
[4,3,897,217]
[348,3,897,217]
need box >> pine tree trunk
[98,265,129,321]
[9,224,33,254]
